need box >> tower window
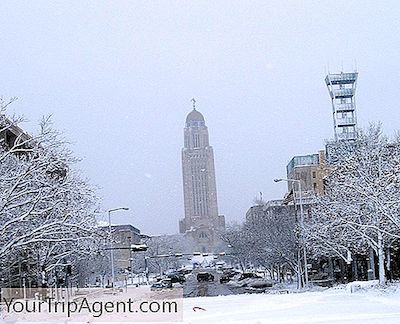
[199,232,208,239]
[193,134,200,148]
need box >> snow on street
[183,285,400,323]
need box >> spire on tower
[191,98,196,110]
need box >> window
[313,183,317,190]
[199,232,208,239]
[193,134,200,148]
[312,171,316,179]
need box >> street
[183,269,246,298]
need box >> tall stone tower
[179,100,225,253]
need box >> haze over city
[1,0,399,235]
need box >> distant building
[246,199,311,226]
[179,101,225,253]
[0,118,31,151]
[96,224,142,284]
[76,224,143,287]
[286,150,327,200]
[245,204,265,224]
[110,225,141,281]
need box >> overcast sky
[1,1,399,235]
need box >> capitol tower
[179,100,225,253]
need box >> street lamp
[144,256,150,283]
[108,207,129,287]
[274,178,309,287]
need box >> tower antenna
[191,98,196,110]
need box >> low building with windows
[286,150,328,198]
[246,199,311,226]
[110,225,141,281]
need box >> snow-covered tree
[221,223,259,271]
[0,101,101,286]
[306,124,400,284]
[247,205,306,286]
[221,206,304,286]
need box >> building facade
[78,224,143,287]
[286,150,327,200]
[111,224,141,281]
[179,105,225,253]
[246,199,311,230]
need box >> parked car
[197,272,215,282]
[177,268,192,275]
[238,273,262,281]
[167,272,186,284]
[224,269,240,277]
[151,278,172,290]
[215,262,225,270]
[220,268,241,283]
[248,280,273,288]
[219,273,231,284]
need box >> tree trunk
[368,247,376,280]
[328,257,334,280]
[297,249,302,289]
[277,265,281,283]
[352,255,358,281]
[267,268,272,280]
[377,231,386,285]
[386,247,392,282]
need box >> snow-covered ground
[4,282,400,323]
[183,283,400,323]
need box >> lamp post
[144,256,149,283]
[274,178,309,287]
[108,207,129,287]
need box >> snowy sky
[1,1,400,235]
